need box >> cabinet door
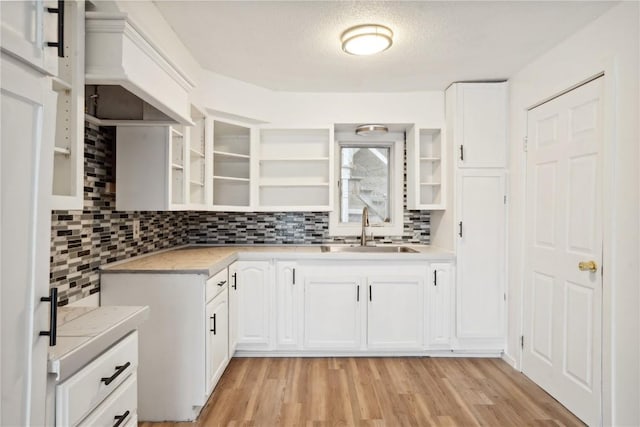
[367,276,424,350]
[454,83,507,168]
[1,0,58,75]
[426,263,453,348]
[275,261,299,349]
[456,170,505,346]
[1,54,57,426]
[232,261,272,350]
[205,290,228,394]
[304,275,362,350]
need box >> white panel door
[522,77,603,426]
[275,261,299,349]
[205,290,228,394]
[426,263,453,348]
[0,0,58,75]
[234,261,272,350]
[456,170,506,345]
[304,276,362,350]
[1,54,56,426]
[367,276,424,350]
[455,82,507,168]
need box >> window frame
[329,132,404,237]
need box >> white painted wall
[505,3,639,425]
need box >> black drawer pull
[101,362,131,386]
[433,270,438,286]
[39,287,58,346]
[46,0,65,58]
[113,410,130,427]
[217,280,226,287]
[232,273,237,290]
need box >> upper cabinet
[51,0,84,210]
[212,120,254,210]
[257,128,333,211]
[407,127,445,210]
[0,0,59,75]
[188,107,211,209]
[450,82,507,168]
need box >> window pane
[339,146,390,224]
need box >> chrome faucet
[361,206,370,246]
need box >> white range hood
[85,12,194,125]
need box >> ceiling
[154,1,615,92]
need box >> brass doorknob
[578,261,598,273]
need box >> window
[329,133,404,236]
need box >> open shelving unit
[212,120,252,209]
[258,129,332,210]
[188,106,209,208]
[170,128,186,206]
[408,127,445,210]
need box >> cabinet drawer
[78,373,137,427]
[206,268,228,302]
[57,331,138,426]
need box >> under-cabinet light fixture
[341,24,393,56]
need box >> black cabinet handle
[46,0,65,58]
[101,361,131,386]
[459,145,464,161]
[458,221,463,238]
[369,285,372,302]
[433,270,438,286]
[210,314,216,334]
[356,285,359,302]
[232,272,237,290]
[217,280,226,287]
[113,410,130,427]
[292,268,296,285]
[39,287,58,346]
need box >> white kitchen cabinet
[212,119,254,210]
[1,53,57,427]
[205,289,229,395]
[51,0,84,210]
[407,127,446,210]
[426,263,454,348]
[367,275,424,350]
[304,274,363,350]
[101,268,230,421]
[275,261,301,349]
[257,128,333,211]
[188,106,212,209]
[449,82,507,169]
[455,170,506,349]
[228,261,273,351]
[115,125,188,211]
[1,0,59,75]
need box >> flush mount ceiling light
[355,124,389,136]
[341,24,393,56]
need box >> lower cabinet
[426,263,454,348]
[101,268,230,422]
[275,261,301,350]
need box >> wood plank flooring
[139,357,584,427]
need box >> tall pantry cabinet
[432,82,508,352]
[1,1,61,425]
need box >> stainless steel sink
[320,245,418,253]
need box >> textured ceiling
[154,1,615,92]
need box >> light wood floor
[139,357,584,426]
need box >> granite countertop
[48,305,149,383]
[101,244,455,276]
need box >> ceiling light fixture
[355,124,389,136]
[341,24,393,56]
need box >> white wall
[505,2,639,425]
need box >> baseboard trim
[233,350,504,358]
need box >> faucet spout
[360,206,370,246]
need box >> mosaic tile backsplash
[51,122,430,306]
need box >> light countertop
[101,244,455,276]
[48,305,149,382]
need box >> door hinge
[520,335,524,349]
[523,136,528,152]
